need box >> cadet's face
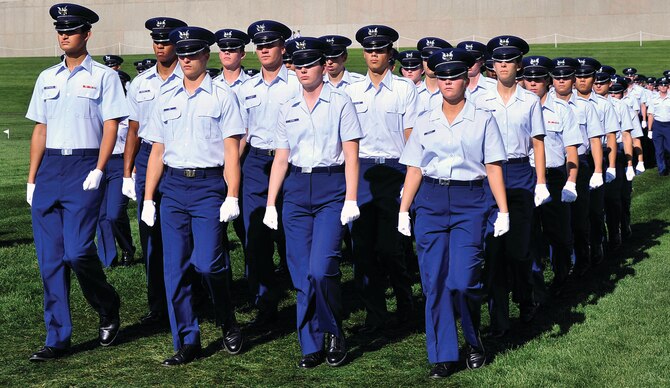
[325,54,346,77]
[493,60,517,83]
[178,51,209,79]
[437,76,468,102]
[523,77,549,98]
[256,41,284,69]
[659,85,668,93]
[593,82,609,96]
[552,76,574,95]
[295,62,325,90]
[468,60,483,78]
[646,84,655,91]
[611,92,623,100]
[575,76,595,94]
[363,48,391,73]
[422,59,435,78]
[57,29,89,54]
[153,41,176,63]
[401,67,423,84]
[219,48,245,70]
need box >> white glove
[219,197,240,222]
[82,169,103,191]
[635,161,645,175]
[27,183,35,207]
[141,200,156,227]
[625,166,635,181]
[340,200,360,225]
[397,212,411,237]
[263,206,278,230]
[534,184,551,207]
[122,176,136,201]
[589,173,603,189]
[647,131,653,139]
[493,212,510,237]
[641,120,647,129]
[605,167,616,183]
[561,181,578,203]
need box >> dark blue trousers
[32,150,119,349]
[588,154,606,257]
[604,148,624,243]
[97,154,134,267]
[414,180,487,363]
[653,120,670,176]
[160,168,234,350]
[135,142,167,314]
[571,155,593,267]
[282,168,345,355]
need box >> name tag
[353,101,363,105]
[423,130,436,135]
[44,85,56,90]
[163,107,177,112]
[286,118,299,123]
[547,120,560,125]
[245,95,257,100]
[82,85,97,90]
[139,89,151,94]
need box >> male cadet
[214,29,251,93]
[574,57,620,267]
[319,35,365,89]
[623,67,649,125]
[122,16,187,326]
[457,40,496,102]
[103,54,123,70]
[26,3,128,361]
[647,76,670,176]
[237,20,300,326]
[550,58,605,275]
[397,50,423,86]
[133,60,145,74]
[141,26,245,365]
[416,37,451,113]
[346,25,418,332]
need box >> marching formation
[24,2,669,379]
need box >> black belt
[422,177,484,187]
[504,156,529,164]
[46,148,98,156]
[249,146,276,156]
[290,165,345,174]
[110,154,124,159]
[360,157,399,165]
[166,166,223,178]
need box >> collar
[429,99,476,125]
[364,69,394,92]
[176,73,213,96]
[57,54,93,75]
[255,64,289,87]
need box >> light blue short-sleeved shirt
[26,55,129,149]
[113,118,129,155]
[583,92,620,135]
[477,85,546,159]
[648,94,670,122]
[555,91,604,155]
[126,64,183,139]
[416,80,441,114]
[236,65,301,149]
[536,92,582,168]
[627,104,644,138]
[214,70,249,95]
[608,96,635,143]
[276,83,363,168]
[400,100,507,181]
[346,69,418,159]
[466,74,497,105]
[323,69,364,91]
[144,75,246,169]
[627,84,647,109]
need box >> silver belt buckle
[183,169,197,178]
[375,157,386,164]
[438,178,450,186]
[61,148,73,156]
[300,166,312,173]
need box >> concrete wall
[1,0,669,57]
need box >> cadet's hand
[635,161,646,175]
[219,197,240,222]
[589,172,603,189]
[534,184,551,207]
[27,183,35,207]
[397,212,411,237]
[141,200,156,227]
[642,120,647,129]
[263,206,278,230]
[561,181,578,203]
[122,176,136,201]
[494,212,510,237]
[605,167,617,183]
[647,131,653,139]
[340,200,360,225]
[625,166,636,181]
[83,169,103,190]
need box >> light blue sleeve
[561,105,584,147]
[629,107,643,138]
[529,96,547,138]
[275,102,290,150]
[143,98,164,144]
[126,77,140,122]
[483,113,507,164]
[339,95,363,142]
[218,87,246,139]
[100,70,130,122]
[585,102,605,138]
[603,101,621,134]
[403,81,419,130]
[25,73,46,124]
[399,116,425,168]
[619,103,635,132]
[236,84,249,129]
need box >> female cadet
[263,38,362,368]
[398,48,509,378]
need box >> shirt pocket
[385,103,406,132]
[195,104,222,140]
[76,86,101,119]
[41,86,60,119]
[352,100,368,114]
[161,107,181,140]
[135,89,155,103]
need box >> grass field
[1,40,670,386]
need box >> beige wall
[1,0,670,57]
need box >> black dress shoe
[29,346,66,362]
[162,344,201,366]
[325,333,347,366]
[465,344,486,369]
[99,316,120,346]
[120,248,135,266]
[520,302,539,323]
[429,362,456,378]
[298,351,325,369]
[222,320,243,354]
[140,310,166,326]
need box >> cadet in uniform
[319,35,364,90]
[141,26,245,365]
[647,77,670,176]
[416,37,451,113]
[398,48,509,378]
[263,37,362,368]
[397,50,423,85]
[26,3,127,361]
[103,54,123,70]
[346,25,418,332]
[214,29,251,93]
[123,16,187,326]
[457,41,496,103]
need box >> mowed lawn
[0,40,669,386]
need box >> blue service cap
[487,35,529,62]
[575,57,601,77]
[417,37,452,59]
[117,70,131,85]
[622,67,637,76]
[103,54,123,67]
[169,26,216,56]
[647,76,657,84]
[319,35,352,58]
[398,50,422,69]
[484,53,494,71]
[206,68,220,77]
[286,37,330,67]
[657,77,669,86]
[145,17,187,43]
[550,57,579,78]
[609,76,628,93]
[634,74,647,83]
[356,25,399,50]
[49,3,99,32]
[214,29,250,50]
[456,41,486,60]
[133,60,145,72]
[244,68,260,76]
[247,20,292,45]
[663,70,670,77]
[143,58,157,68]
[522,56,551,78]
[282,51,292,63]
[427,48,475,80]
[595,65,616,83]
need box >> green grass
[1,40,670,386]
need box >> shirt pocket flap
[136,89,155,102]
[244,96,261,109]
[386,104,405,115]
[161,107,181,121]
[352,100,368,113]
[196,105,221,119]
[77,86,100,100]
[41,86,59,100]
